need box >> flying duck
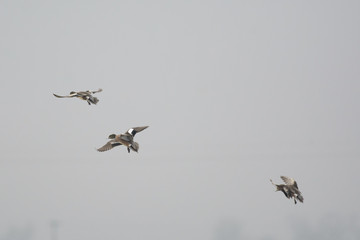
[270,176,304,204]
[53,88,103,105]
[97,126,149,153]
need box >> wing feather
[127,126,149,136]
[91,88,103,94]
[281,176,296,186]
[97,141,122,152]
[53,93,74,98]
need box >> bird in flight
[53,88,103,105]
[270,176,304,204]
[97,126,149,153]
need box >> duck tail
[130,142,139,152]
[88,96,99,105]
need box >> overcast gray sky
[1,1,360,240]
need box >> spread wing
[53,93,75,98]
[91,88,103,94]
[127,126,149,137]
[97,141,122,152]
[280,176,298,188]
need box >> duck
[270,176,304,204]
[53,88,103,105]
[97,126,149,153]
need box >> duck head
[108,134,116,139]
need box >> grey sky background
[1,1,360,239]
